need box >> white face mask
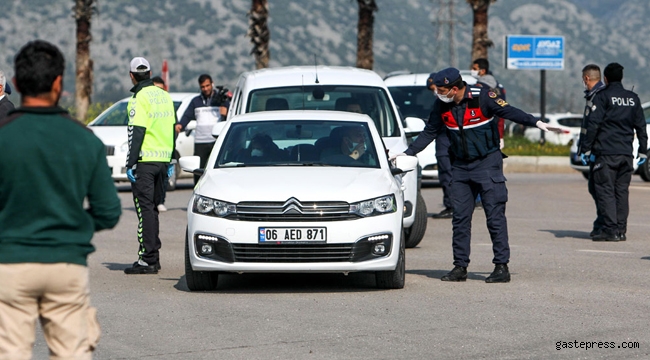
[470,69,479,78]
[251,149,264,157]
[436,89,455,103]
[582,79,589,91]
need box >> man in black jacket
[0,70,15,120]
[580,62,648,242]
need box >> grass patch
[502,135,570,156]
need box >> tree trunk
[356,0,377,70]
[248,0,270,69]
[467,0,495,64]
[74,0,94,122]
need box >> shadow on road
[173,272,383,293]
[539,229,591,240]
[102,262,131,271]
[407,269,489,281]
[641,256,650,261]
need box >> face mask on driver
[251,149,264,157]
[470,69,479,78]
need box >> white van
[227,66,428,248]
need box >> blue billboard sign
[505,35,564,70]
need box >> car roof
[228,110,374,125]
[238,66,387,89]
[115,92,197,103]
[383,72,477,87]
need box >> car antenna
[314,54,320,84]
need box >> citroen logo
[282,197,303,214]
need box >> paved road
[33,174,650,359]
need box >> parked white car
[384,72,477,181]
[180,110,418,291]
[523,112,583,146]
[87,92,197,190]
[227,66,427,248]
[569,101,650,180]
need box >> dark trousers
[437,155,453,209]
[591,155,633,235]
[194,142,215,184]
[588,162,603,232]
[131,162,166,265]
[450,151,509,267]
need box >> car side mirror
[390,155,418,175]
[185,120,197,136]
[212,122,227,139]
[404,117,425,137]
[179,155,204,176]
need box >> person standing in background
[0,70,15,120]
[0,40,121,359]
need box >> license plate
[259,227,327,243]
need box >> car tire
[375,229,405,289]
[167,162,180,191]
[582,171,590,180]
[639,151,650,182]
[404,192,427,248]
[184,230,219,291]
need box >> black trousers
[591,155,633,235]
[194,142,215,184]
[437,155,453,209]
[450,151,509,267]
[588,162,603,232]
[131,162,167,265]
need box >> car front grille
[106,145,115,156]
[231,243,355,262]
[228,198,359,222]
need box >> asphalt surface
[32,173,650,359]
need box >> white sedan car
[523,112,583,146]
[180,110,418,291]
[87,92,197,190]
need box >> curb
[503,156,574,174]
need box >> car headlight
[192,195,236,217]
[349,195,396,217]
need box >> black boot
[592,231,620,242]
[124,260,158,275]
[485,264,510,283]
[440,266,467,282]
[431,207,453,219]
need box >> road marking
[577,249,632,254]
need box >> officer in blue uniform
[393,68,558,283]
[580,63,647,242]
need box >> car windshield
[216,120,380,169]
[387,86,434,120]
[246,85,400,138]
[91,101,182,126]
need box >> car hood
[196,167,399,203]
[88,126,126,146]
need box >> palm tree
[73,0,95,122]
[248,0,270,69]
[466,0,496,63]
[356,0,377,70]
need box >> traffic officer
[577,64,606,238]
[123,57,176,274]
[580,62,647,242]
[392,68,559,283]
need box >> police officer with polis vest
[578,64,607,238]
[124,57,177,274]
[580,62,647,242]
[392,68,560,283]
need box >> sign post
[505,35,564,144]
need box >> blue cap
[433,67,461,87]
[4,82,11,95]
[426,72,436,88]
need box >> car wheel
[582,171,590,180]
[404,192,427,248]
[167,162,180,191]
[639,151,650,182]
[184,230,218,291]
[375,229,405,289]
